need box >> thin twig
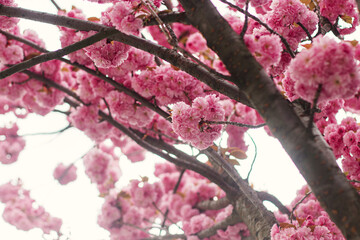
[219,0,295,58]
[205,120,266,129]
[0,29,47,52]
[50,0,61,11]
[17,124,71,137]
[245,132,257,182]
[240,0,250,39]
[307,84,322,135]
[290,191,312,222]
[297,22,313,42]
[22,70,87,105]
[161,169,186,231]
[152,202,182,232]
[143,1,232,81]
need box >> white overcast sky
[0,0,318,239]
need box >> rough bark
[178,0,360,238]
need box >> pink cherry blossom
[53,163,77,185]
[288,36,360,102]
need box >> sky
[0,1,310,239]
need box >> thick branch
[0,5,251,107]
[144,12,189,26]
[257,191,291,217]
[99,112,239,195]
[141,234,186,240]
[196,212,242,239]
[196,197,230,211]
[179,0,360,238]
[0,29,118,79]
[203,147,276,239]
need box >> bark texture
[179,0,360,239]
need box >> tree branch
[196,211,242,239]
[205,147,276,239]
[218,0,295,57]
[141,234,186,240]
[257,191,291,217]
[196,197,230,211]
[144,12,189,26]
[0,29,118,79]
[0,29,171,120]
[205,121,266,129]
[99,111,239,195]
[22,70,86,105]
[179,0,360,238]
[0,5,252,107]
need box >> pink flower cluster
[322,117,360,189]
[0,29,74,115]
[172,95,225,149]
[132,65,206,106]
[99,47,154,79]
[147,22,197,49]
[319,0,359,35]
[0,31,23,65]
[0,181,62,235]
[84,33,130,68]
[101,2,143,35]
[75,70,113,104]
[98,162,249,239]
[235,0,271,8]
[0,0,19,30]
[68,105,113,142]
[244,30,283,73]
[186,32,208,54]
[271,185,344,239]
[59,8,93,66]
[288,36,360,103]
[0,123,25,164]
[144,114,180,145]
[83,144,121,193]
[105,90,156,128]
[53,163,77,185]
[264,0,318,49]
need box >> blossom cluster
[83,144,122,194]
[0,0,19,30]
[0,29,73,116]
[0,180,62,235]
[97,162,250,239]
[53,163,77,185]
[287,36,360,103]
[172,95,225,149]
[0,123,25,164]
[321,117,360,189]
[271,185,344,239]
[319,0,359,35]
[132,65,206,106]
[264,0,318,50]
